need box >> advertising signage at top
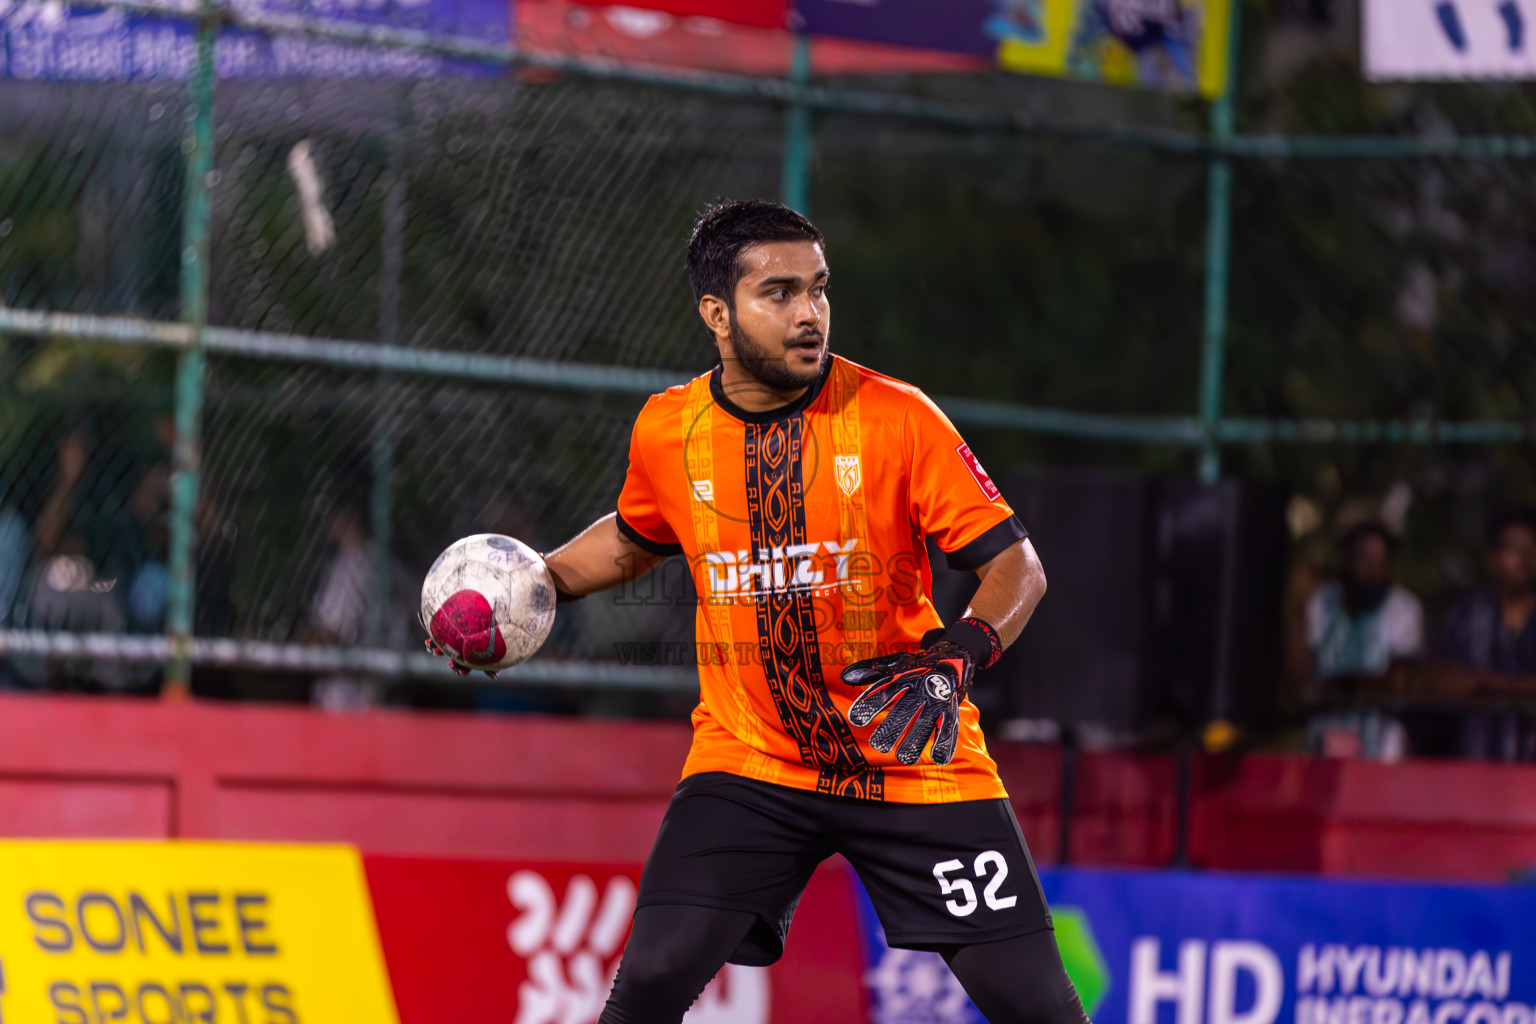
[0,0,508,79]
[1,0,1233,94]
[561,0,789,30]
[787,0,1236,97]
[1365,0,1536,80]
[550,0,1236,96]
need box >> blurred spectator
[1442,510,1536,674]
[303,504,378,711]
[0,495,27,628]
[24,428,130,689]
[0,489,30,689]
[1291,521,1423,760]
[32,426,91,564]
[16,418,235,693]
[1437,509,1536,761]
[1305,521,1424,680]
[113,462,170,634]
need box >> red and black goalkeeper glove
[424,637,487,678]
[843,617,1003,766]
[424,555,582,680]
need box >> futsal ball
[420,534,557,671]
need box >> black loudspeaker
[991,471,1157,731]
[940,471,1287,736]
[1157,479,1289,729]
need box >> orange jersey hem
[679,709,1011,805]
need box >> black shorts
[634,772,1053,967]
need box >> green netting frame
[3,0,1535,689]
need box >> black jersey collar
[709,355,833,425]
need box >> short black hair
[1486,508,1536,548]
[1339,519,1399,556]
[686,199,825,307]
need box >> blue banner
[0,0,508,80]
[855,868,1536,1024]
[795,0,995,57]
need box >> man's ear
[698,295,731,344]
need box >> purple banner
[795,0,996,57]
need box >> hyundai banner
[856,868,1536,1024]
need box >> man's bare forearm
[964,538,1046,649]
[542,513,666,596]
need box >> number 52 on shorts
[933,851,1018,917]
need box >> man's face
[1488,524,1536,594]
[1343,534,1392,589]
[723,240,830,392]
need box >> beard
[1342,578,1391,615]
[728,309,826,392]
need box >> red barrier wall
[366,855,869,1023]
[1,694,1535,881]
[0,693,685,861]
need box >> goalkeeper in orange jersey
[433,199,1089,1023]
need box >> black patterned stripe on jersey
[744,417,883,801]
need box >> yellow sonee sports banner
[0,842,399,1024]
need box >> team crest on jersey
[835,455,861,497]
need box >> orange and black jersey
[616,354,1027,803]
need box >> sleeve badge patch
[956,444,1001,501]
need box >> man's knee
[943,930,1093,1024]
[1014,978,1091,1024]
[600,906,755,1024]
[611,941,710,1006]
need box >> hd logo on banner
[0,842,399,1024]
[1366,0,1536,80]
[1040,870,1536,1024]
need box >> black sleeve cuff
[615,512,684,557]
[943,515,1029,572]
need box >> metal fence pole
[1197,0,1243,485]
[369,97,408,647]
[781,34,812,215]
[165,3,217,696]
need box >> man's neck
[1499,589,1536,631]
[716,361,810,414]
